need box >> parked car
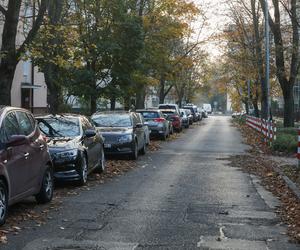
[91,112,146,159]
[183,105,199,122]
[160,109,183,132]
[158,103,180,115]
[36,114,105,185]
[0,107,54,225]
[136,113,150,145]
[180,109,190,128]
[195,107,202,121]
[136,109,170,140]
[200,108,208,118]
[184,109,194,125]
[203,103,212,114]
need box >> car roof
[160,109,176,112]
[35,113,83,119]
[92,111,132,116]
[136,109,160,112]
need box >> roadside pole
[264,0,270,120]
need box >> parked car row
[0,103,208,225]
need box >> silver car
[136,109,170,140]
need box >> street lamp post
[264,0,271,120]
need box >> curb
[272,165,300,200]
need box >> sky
[192,0,229,59]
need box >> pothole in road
[23,239,138,250]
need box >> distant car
[184,109,193,125]
[180,109,190,128]
[161,109,182,132]
[0,107,54,225]
[136,109,170,140]
[183,105,199,122]
[91,112,146,159]
[36,114,105,185]
[203,103,212,114]
[200,107,208,118]
[136,113,150,145]
[158,104,180,115]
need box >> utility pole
[264,0,271,120]
[31,0,36,113]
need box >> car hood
[96,127,133,135]
[46,136,81,151]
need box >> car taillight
[154,118,166,122]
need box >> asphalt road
[2,116,300,250]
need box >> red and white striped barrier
[245,115,277,145]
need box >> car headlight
[118,134,133,143]
[53,149,78,161]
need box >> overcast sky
[192,0,229,59]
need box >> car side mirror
[85,129,96,138]
[135,123,143,129]
[6,135,29,147]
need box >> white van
[203,103,212,114]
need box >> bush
[277,127,297,136]
[272,132,297,153]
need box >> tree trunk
[283,86,294,127]
[159,74,165,104]
[0,61,16,105]
[90,96,97,115]
[42,0,64,114]
[251,0,267,119]
[136,85,145,109]
[110,97,116,110]
[44,65,63,114]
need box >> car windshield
[92,114,132,127]
[139,111,159,119]
[38,117,80,138]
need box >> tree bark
[110,97,116,110]
[90,96,97,115]
[283,84,295,127]
[44,65,63,114]
[135,85,145,109]
[159,74,165,104]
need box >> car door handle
[39,145,45,150]
[24,152,30,159]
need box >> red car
[161,110,183,132]
[0,107,54,225]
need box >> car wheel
[35,167,54,204]
[130,141,138,160]
[95,146,105,173]
[140,138,147,155]
[78,155,88,186]
[161,133,167,141]
[0,180,8,226]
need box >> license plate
[104,144,112,148]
